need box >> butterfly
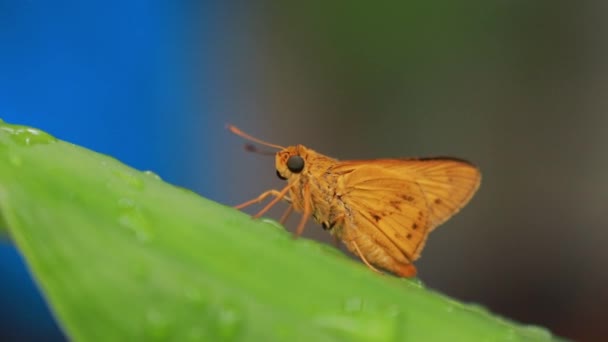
[229,125,481,277]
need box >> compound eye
[276,170,287,180]
[286,155,305,173]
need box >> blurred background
[1,1,606,341]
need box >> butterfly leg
[252,184,292,219]
[294,184,311,238]
[352,240,383,275]
[279,205,294,224]
[235,184,292,219]
[235,188,290,210]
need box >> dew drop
[404,277,425,289]
[519,325,553,340]
[112,169,144,191]
[462,303,490,316]
[0,122,57,146]
[118,215,151,242]
[143,170,162,181]
[259,218,284,230]
[117,198,152,242]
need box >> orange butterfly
[229,125,481,277]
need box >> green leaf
[0,119,564,341]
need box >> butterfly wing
[336,158,481,229]
[336,166,430,262]
[392,158,480,229]
[333,158,480,264]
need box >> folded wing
[334,158,481,260]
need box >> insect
[228,125,481,277]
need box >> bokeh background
[1,1,606,341]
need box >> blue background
[0,2,221,340]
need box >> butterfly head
[275,145,309,181]
[226,125,311,181]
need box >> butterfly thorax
[276,145,343,229]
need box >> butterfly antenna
[244,143,276,156]
[227,124,285,150]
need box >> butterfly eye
[287,155,305,173]
[276,170,287,180]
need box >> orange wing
[335,158,481,229]
[333,158,481,261]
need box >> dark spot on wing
[434,198,442,204]
[372,214,382,222]
[389,200,401,210]
[406,233,413,239]
[400,194,415,202]
[412,223,418,230]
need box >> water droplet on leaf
[0,121,57,146]
[117,198,152,242]
[143,170,162,180]
[112,169,144,191]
